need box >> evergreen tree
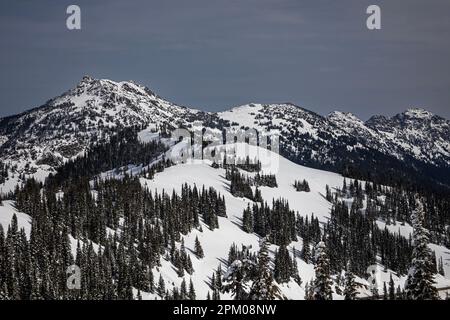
[249,238,284,300]
[291,247,302,285]
[188,278,196,300]
[404,198,438,300]
[396,285,403,299]
[294,179,310,192]
[325,185,333,202]
[222,246,255,300]
[194,236,204,259]
[274,245,293,284]
[304,280,315,300]
[215,265,223,291]
[242,204,254,233]
[383,282,388,300]
[300,236,311,263]
[388,274,395,300]
[371,285,380,300]
[157,275,166,298]
[343,269,358,300]
[438,257,445,276]
[313,241,333,300]
[180,278,187,299]
[210,265,222,300]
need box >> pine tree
[438,257,445,276]
[304,282,310,300]
[274,245,293,283]
[396,285,403,300]
[215,265,223,291]
[325,184,333,202]
[291,247,302,285]
[371,285,380,300]
[304,280,314,300]
[210,265,222,300]
[188,278,196,300]
[186,255,194,275]
[147,269,155,293]
[249,237,284,300]
[300,235,311,263]
[157,274,165,298]
[222,247,254,300]
[194,236,204,259]
[313,241,333,300]
[0,283,8,300]
[383,282,388,300]
[180,278,187,299]
[212,288,221,300]
[388,274,395,300]
[343,269,358,300]
[404,198,438,300]
[242,204,254,233]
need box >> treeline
[227,167,253,200]
[236,174,447,284]
[0,161,10,184]
[321,178,447,278]
[254,172,277,188]
[242,199,297,246]
[294,179,310,192]
[47,126,168,187]
[232,156,261,172]
[333,178,450,247]
[220,238,285,300]
[325,200,414,277]
[0,175,227,299]
[296,214,321,263]
[17,176,226,244]
[217,239,301,300]
[226,167,277,201]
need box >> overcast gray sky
[1,0,449,119]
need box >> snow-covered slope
[2,142,449,299]
[0,201,32,236]
[139,142,345,297]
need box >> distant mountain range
[0,76,449,193]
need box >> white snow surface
[1,142,449,300]
[139,143,450,299]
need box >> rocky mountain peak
[402,108,434,119]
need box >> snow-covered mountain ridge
[0,76,200,176]
[330,108,450,167]
[220,103,449,168]
[220,103,450,191]
[0,77,449,193]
